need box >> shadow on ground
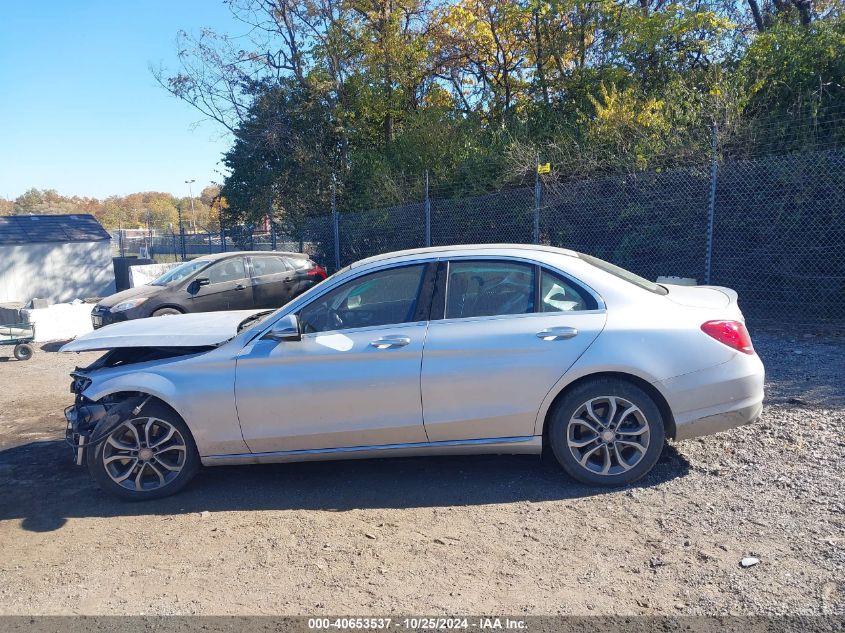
[39,340,73,352]
[0,340,70,361]
[0,440,690,532]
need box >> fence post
[704,122,718,285]
[332,173,340,271]
[117,221,125,257]
[425,170,432,247]
[219,207,226,253]
[177,206,187,261]
[171,230,177,263]
[269,195,277,250]
[533,154,541,244]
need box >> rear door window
[445,261,535,319]
[251,256,289,278]
[205,258,247,284]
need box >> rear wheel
[548,378,665,487]
[152,307,183,317]
[86,402,199,500]
[13,343,34,361]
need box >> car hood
[96,284,163,308]
[60,310,266,352]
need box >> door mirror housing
[264,314,301,342]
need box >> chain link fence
[113,147,845,329]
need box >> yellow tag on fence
[537,162,551,174]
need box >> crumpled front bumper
[64,401,107,465]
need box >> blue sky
[0,1,241,199]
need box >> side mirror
[195,277,210,287]
[264,314,301,342]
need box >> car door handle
[369,336,411,349]
[235,283,247,291]
[536,327,578,341]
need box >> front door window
[299,264,426,333]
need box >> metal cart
[0,322,35,361]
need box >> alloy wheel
[566,396,651,476]
[101,417,188,492]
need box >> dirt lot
[0,331,842,616]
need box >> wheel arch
[536,371,677,441]
[94,391,186,424]
[87,375,190,433]
[149,304,186,316]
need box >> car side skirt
[201,435,543,466]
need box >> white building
[0,214,115,304]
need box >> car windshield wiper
[237,310,275,333]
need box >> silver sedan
[62,245,764,499]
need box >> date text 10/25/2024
[307,618,527,630]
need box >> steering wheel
[327,305,345,329]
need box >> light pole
[185,179,196,233]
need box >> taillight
[701,320,754,354]
[307,265,327,280]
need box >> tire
[548,378,665,487]
[86,401,200,500]
[13,343,34,361]
[151,307,183,317]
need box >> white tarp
[21,301,95,342]
[128,262,180,288]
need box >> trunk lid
[663,284,743,318]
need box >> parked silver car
[62,245,764,500]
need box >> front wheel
[151,307,183,317]
[86,402,200,500]
[548,378,665,487]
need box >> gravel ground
[0,330,842,616]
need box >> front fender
[85,371,182,409]
[83,368,249,457]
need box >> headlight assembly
[110,297,148,313]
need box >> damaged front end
[64,346,211,465]
[64,390,149,466]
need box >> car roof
[347,244,580,269]
[197,250,310,262]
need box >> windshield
[578,253,668,295]
[150,260,210,286]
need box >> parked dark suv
[91,251,327,328]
